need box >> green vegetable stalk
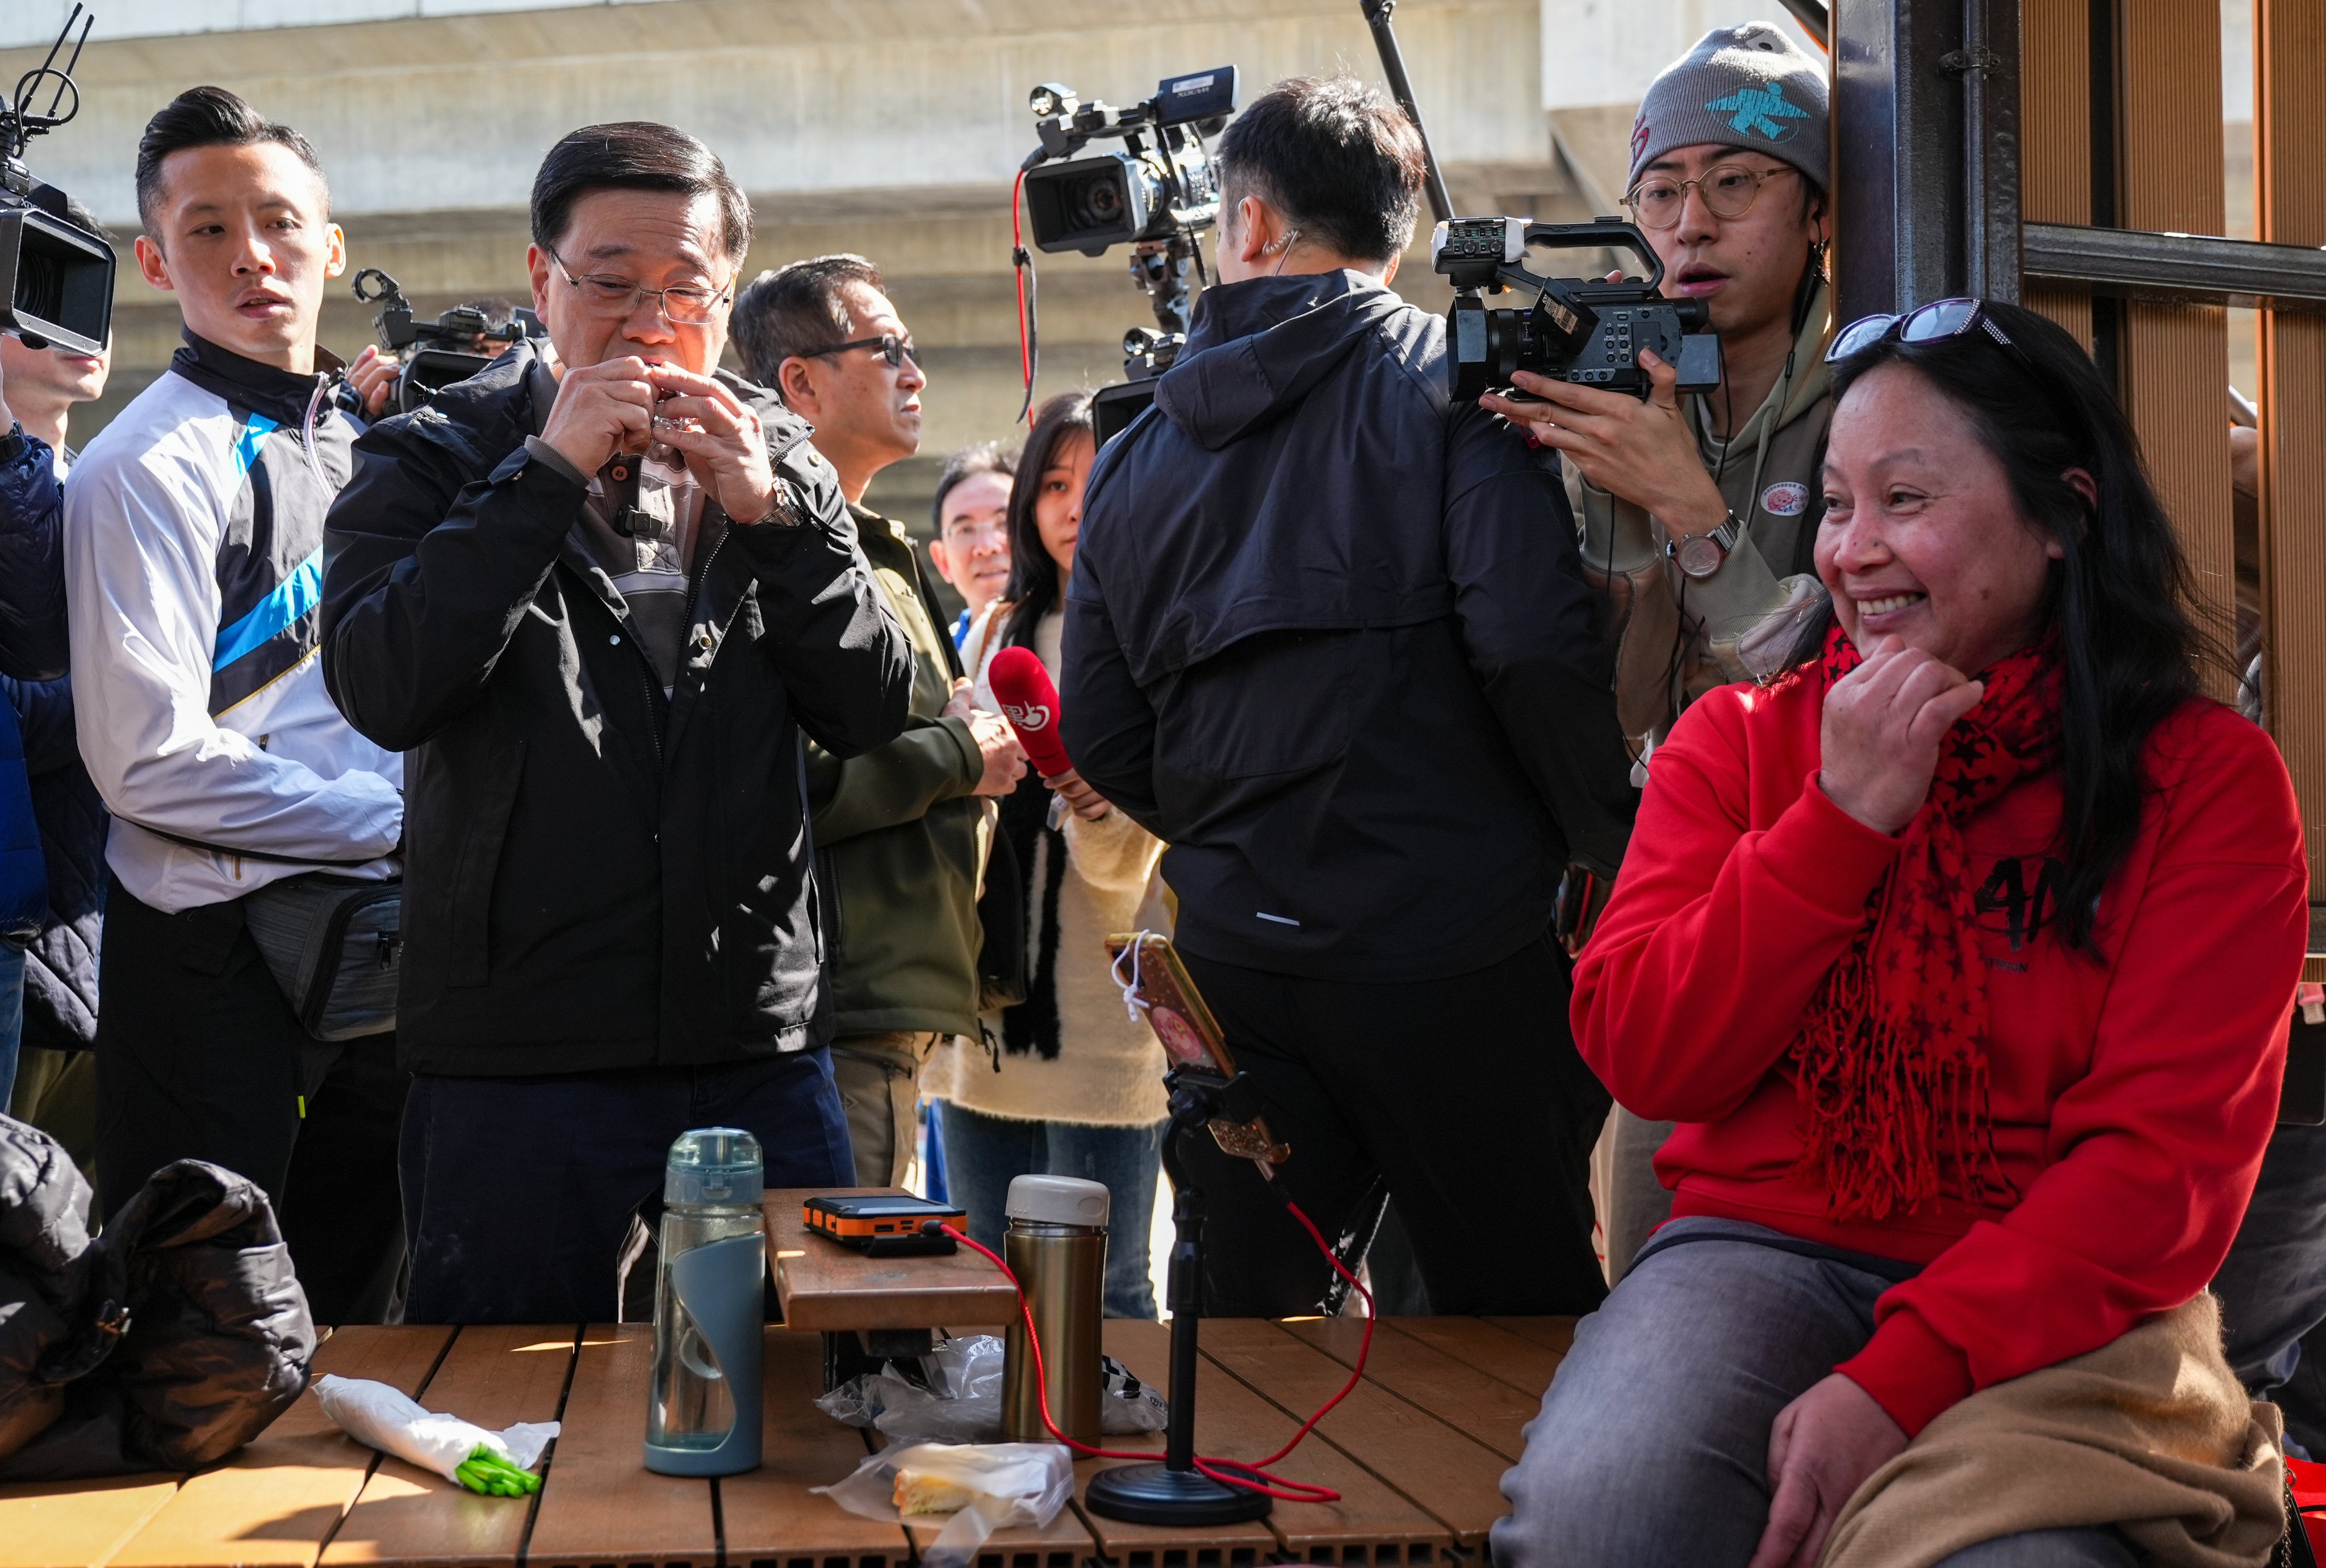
[453,1443,543,1497]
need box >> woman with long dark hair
[923,391,1170,1317]
[1492,301,2306,1568]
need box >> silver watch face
[1672,531,1727,579]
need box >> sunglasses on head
[806,333,921,371]
[1826,297,2038,378]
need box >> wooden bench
[0,1316,1571,1568]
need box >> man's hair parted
[1216,74,1425,266]
[530,121,753,265]
[729,254,887,389]
[135,86,328,236]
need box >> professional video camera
[1,6,114,359]
[1432,216,1723,402]
[1016,66,1237,441]
[342,267,545,415]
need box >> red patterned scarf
[1789,623,2063,1221]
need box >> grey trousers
[1490,1217,2135,1568]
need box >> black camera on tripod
[1432,216,1723,403]
[1023,68,1235,261]
[1,7,114,359]
[1018,67,1237,443]
[344,267,543,416]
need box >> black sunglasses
[1826,297,2038,378]
[806,333,921,370]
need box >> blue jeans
[0,941,20,1110]
[940,1102,1164,1319]
[2213,1117,2326,1456]
[400,1053,854,1324]
[1491,1217,2135,1568]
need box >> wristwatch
[1666,512,1743,580]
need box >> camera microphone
[989,646,1076,779]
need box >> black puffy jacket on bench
[0,1115,314,1478]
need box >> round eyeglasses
[545,246,733,325]
[1622,163,1801,230]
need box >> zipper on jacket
[638,662,665,768]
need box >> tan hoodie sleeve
[1060,804,1164,895]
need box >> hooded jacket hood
[1154,271,1416,451]
[1698,275,1834,459]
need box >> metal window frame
[1833,0,2326,317]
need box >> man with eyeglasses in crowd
[1484,23,1836,1281]
[320,124,914,1323]
[729,257,1025,1190]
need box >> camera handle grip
[1511,220,1666,294]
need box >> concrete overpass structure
[1,0,1814,544]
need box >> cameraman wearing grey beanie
[1482,19,1835,1322]
[1486,20,1833,746]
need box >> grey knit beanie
[1626,23,1829,196]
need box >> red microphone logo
[1002,699,1052,733]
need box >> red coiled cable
[943,1196,1374,1503]
[1009,170,1038,426]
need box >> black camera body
[1,9,114,359]
[348,267,545,415]
[1023,68,1236,259]
[1433,217,1721,403]
[1018,66,1240,441]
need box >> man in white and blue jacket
[63,88,405,1322]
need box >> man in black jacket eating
[321,121,913,1323]
[1060,76,1636,1317]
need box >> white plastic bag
[814,1335,1166,1444]
[815,1441,1073,1568]
[315,1375,559,1495]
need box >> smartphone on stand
[1105,932,1290,1169]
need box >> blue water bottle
[643,1127,764,1475]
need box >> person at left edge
[62,89,409,1323]
[320,121,914,1324]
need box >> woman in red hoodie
[1491,299,2306,1568]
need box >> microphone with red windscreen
[989,645,1075,779]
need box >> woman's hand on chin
[1747,1373,1908,1568]
[1818,636,1986,835]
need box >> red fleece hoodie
[1572,675,2306,1436]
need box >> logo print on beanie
[1707,81,1809,142]
[1630,113,1650,167]
[1761,480,1812,517]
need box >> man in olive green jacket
[733,255,1025,1184]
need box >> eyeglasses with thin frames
[543,245,734,325]
[805,333,921,371]
[1622,163,1801,230]
[941,518,1006,547]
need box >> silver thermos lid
[1004,1173,1111,1230]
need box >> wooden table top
[0,1314,1575,1568]
[765,1187,1022,1334]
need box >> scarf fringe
[1789,627,2060,1222]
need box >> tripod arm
[1360,0,1455,224]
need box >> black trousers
[399,1054,854,1324]
[93,871,408,1324]
[1179,933,1610,1318]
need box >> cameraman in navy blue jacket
[1060,76,1636,1317]
[0,390,64,1110]
[0,294,112,1128]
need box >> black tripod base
[1085,1462,1273,1525]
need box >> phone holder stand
[1083,1067,1274,1525]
